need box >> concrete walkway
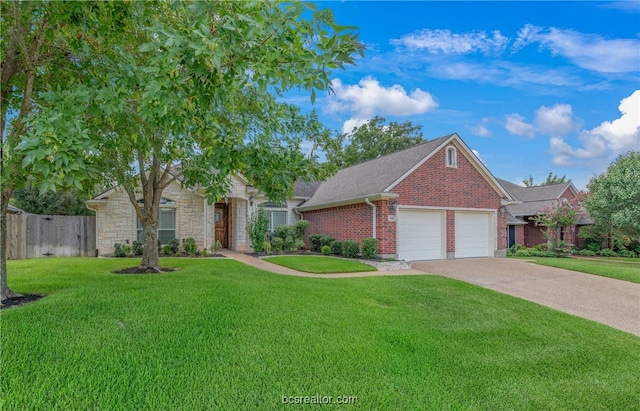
[219,249,425,278]
[412,258,640,336]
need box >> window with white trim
[446,146,457,168]
[261,202,288,232]
[136,198,177,244]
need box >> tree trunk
[1,188,20,302]
[141,217,160,270]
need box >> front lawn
[263,255,374,273]
[2,258,639,410]
[519,256,640,284]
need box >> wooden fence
[6,213,96,259]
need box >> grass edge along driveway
[515,256,640,284]
[2,257,639,410]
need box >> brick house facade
[298,134,513,260]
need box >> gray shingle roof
[497,178,587,221]
[299,135,453,209]
[293,180,321,198]
[497,178,573,202]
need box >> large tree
[19,1,364,272]
[1,1,93,301]
[326,116,424,167]
[584,151,640,248]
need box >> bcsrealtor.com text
[282,394,358,405]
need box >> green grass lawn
[518,256,640,284]
[263,255,375,273]
[2,258,639,410]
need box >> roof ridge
[333,133,454,172]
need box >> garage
[455,212,493,258]
[397,209,445,260]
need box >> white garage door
[455,212,492,258]
[398,210,444,261]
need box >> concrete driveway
[411,258,640,336]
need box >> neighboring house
[86,173,314,255]
[498,178,591,249]
[297,133,514,260]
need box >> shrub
[163,244,172,255]
[132,240,144,256]
[320,236,335,248]
[294,240,305,252]
[271,237,284,253]
[308,234,323,252]
[598,248,618,257]
[577,249,596,257]
[284,235,295,253]
[168,238,180,254]
[274,225,295,241]
[123,245,132,257]
[514,248,531,257]
[293,220,310,240]
[362,238,378,259]
[342,240,359,258]
[248,206,269,253]
[617,249,637,258]
[183,238,197,255]
[330,240,343,256]
[211,240,223,254]
[263,242,272,255]
[321,245,331,256]
[157,239,162,253]
[114,243,126,258]
[200,249,207,257]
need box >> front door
[214,203,228,248]
[508,225,516,248]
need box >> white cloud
[391,29,509,55]
[550,90,640,165]
[341,118,369,134]
[469,118,491,137]
[504,113,535,138]
[327,77,438,134]
[513,24,640,73]
[534,104,580,136]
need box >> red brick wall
[303,142,507,256]
[304,200,399,255]
[393,145,506,251]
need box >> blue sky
[289,1,640,189]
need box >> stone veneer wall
[94,181,205,255]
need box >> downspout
[293,207,304,220]
[364,198,376,239]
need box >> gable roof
[298,133,512,211]
[498,178,580,217]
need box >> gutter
[364,198,377,239]
[297,192,399,212]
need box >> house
[498,179,591,249]
[87,133,529,260]
[86,173,314,255]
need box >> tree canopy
[11,182,93,216]
[18,1,364,271]
[584,151,640,247]
[325,116,424,168]
[522,172,567,187]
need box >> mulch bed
[1,294,45,310]
[113,266,179,274]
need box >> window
[446,146,457,168]
[136,198,176,244]
[260,202,288,232]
